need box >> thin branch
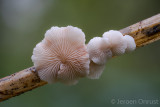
[120,14,160,47]
[0,14,160,102]
[0,67,47,102]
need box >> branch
[120,14,160,47]
[0,67,47,102]
[0,14,160,102]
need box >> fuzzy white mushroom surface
[87,30,136,79]
[87,37,112,79]
[103,30,127,56]
[87,37,112,65]
[32,26,90,85]
[123,35,136,52]
[87,61,106,79]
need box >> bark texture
[120,14,160,47]
[0,67,47,102]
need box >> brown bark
[0,14,160,102]
[120,14,160,47]
[0,67,47,102]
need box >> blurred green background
[0,0,160,107]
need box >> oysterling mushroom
[32,27,136,84]
[87,30,136,79]
[32,26,90,85]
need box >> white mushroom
[87,30,136,79]
[87,37,112,79]
[31,26,90,85]
[102,30,127,56]
[123,35,136,53]
[87,61,106,79]
[87,37,112,65]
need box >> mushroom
[87,30,136,79]
[31,26,90,85]
[123,35,136,53]
[87,61,106,79]
[87,37,112,79]
[102,30,127,56]
[87,37,112,65]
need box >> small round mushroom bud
[87,61,105,79]
[31,26,90,85]
[123,35,136,52]
[87,37,112,65]
[102,30,127,56]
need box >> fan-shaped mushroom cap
[32,26,90,85]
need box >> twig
[0,14,160,102]
[120,14,160,47]
[0,67,47,102]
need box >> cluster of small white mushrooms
[32,26,136,85]
[87,30,136,79]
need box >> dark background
[0,0,160,107]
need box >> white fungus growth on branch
[32,26,90,85]
[87,37,112,79]
[87,61,106,79]
[87,30,136,79]
[87,37,112,65]
[123,35,136,52]
[102,30,127,56]
[32,26,136,84]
